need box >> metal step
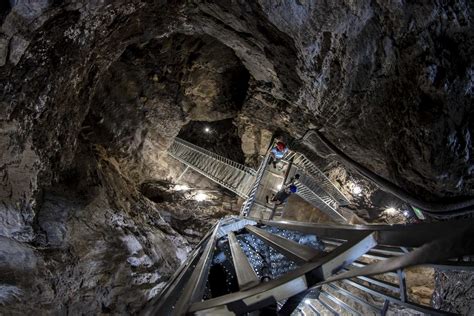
[325,283,380,314]
[228,232,260,290]
[320,290,361,316]
[244,225,323,264]
[168,138,256,198]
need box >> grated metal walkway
[143,216,474,316]
[168,138,256,198]
[285,153,350,223]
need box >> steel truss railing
[142,217,474,316]
[293,177,348,223]
[291,153,349,206]
[281,150,351,223]
[168,138,256,198]
[240,151,271,216]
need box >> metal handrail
[240,152,271,216]
[173,138,256,175]
[292,152,350,206]
[294,179,348,223]
[168,138,256,197]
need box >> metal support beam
[173,223,220,315]
[381,299,389,316]
[349,261,398,278]
[320,290,361,316]
[326,284,380,314]
[141,223,218,316]
[245,225,323,264]
[323,238,405,257]
[228,232,260,290]
[176,165,189,182]
[397,269,407,302]
[311,233,377,281]
[252,217,474,248]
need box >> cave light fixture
[385,207,398,215]
[351,182,362,195]
[194,192,209,202]
[174,184,189,191]
[204,126,211,133]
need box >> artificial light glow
[174,184,189,191]
[304,299,311,304]
[194,192,208,202]
[276,184,283,190]
[385,207,397,215]
[204,127,210,133]
[403,210,410,217]
[352,184,362,195]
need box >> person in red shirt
[268,141,288,168]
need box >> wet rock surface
[0,0,472,314]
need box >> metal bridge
[168,138,256,198]
[142,216,474,315]
[168,137,351,222]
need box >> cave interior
[0,1,473,315]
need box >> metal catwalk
[142,216,474,315]
[160,137,474,315]
[168,138,257,198]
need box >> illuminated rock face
[0,1,472,314]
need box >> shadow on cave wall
[80,32,250,174]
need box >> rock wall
[0,0,472,314]
[1,145,191,313]
[433,269,474,314]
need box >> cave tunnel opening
[178,119,246,164]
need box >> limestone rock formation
[0,0,472,314]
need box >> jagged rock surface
[0,0,472,314]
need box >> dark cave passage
[178,119,246,164]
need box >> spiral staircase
[142,137,474,315]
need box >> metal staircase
[142,216,474,315]
[286,152,351,223]
[240,152,271,217]
[157,137,474,315]
[292,175,347,223]
[168,138,256,198]
[292,153,349,207]
[168,137,350,223]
